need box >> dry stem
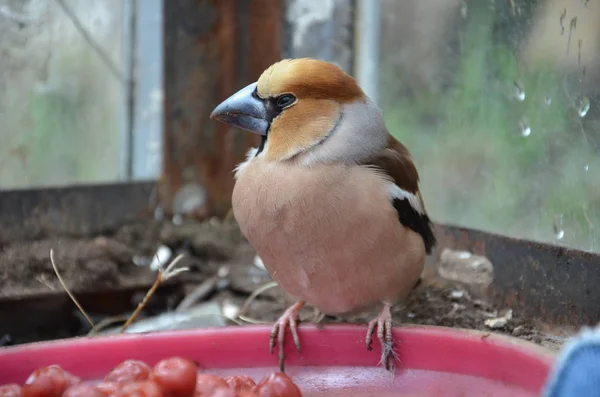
[236,281,279,324]
[51,248,189,336]
[50,249,96,331]
[120,253,189,333]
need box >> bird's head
[210,58,388,164]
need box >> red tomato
[22,365,81,397]
[238,391,261,397]
[204,387,237,397]
[150,357,197,397]
[112,381,163,397]
[252,373,301,397]
[93,382,120,396]
[225,375,256,393]
[62,383,104,397]
[0,384,22,397]
[224,376,256,394]
[193,375,229,397]
[105,361,152,383]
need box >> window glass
[379,0,599,252]
[0,0,124,188]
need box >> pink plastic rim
[0,324,554,392]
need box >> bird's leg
[365,303,397,371]
[270,300,305,372]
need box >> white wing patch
[389,184,424,215]
[234,147,259,179]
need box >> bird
[210,58,436,372]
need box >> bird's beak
[210,82,269,136]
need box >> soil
[0,217,567,351]
[231,279,565,352]
[0,217,246,299]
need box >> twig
[50,249,96,331]
[237,281,279,324]
[175,276,219,312]
[36,274,55,291]
[237,281,319,325]
[313,308,326,323]
[96,312,245,336]
[120,254,189,333]
[88,314,131,335]
[53,0,125,83]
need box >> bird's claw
[269,301,304,372]
[366,304,397,372]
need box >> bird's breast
[232,158,425,315]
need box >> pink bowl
[0,324,554,396]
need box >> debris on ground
[0,217,567,351]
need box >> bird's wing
[363,135,437,254]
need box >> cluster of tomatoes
[0,357,302,397]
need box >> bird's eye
[276,94,296,109]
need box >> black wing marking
[392,197,436,255]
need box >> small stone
[449,289,464,300]
[485,317,508,329]
[512,325,525,336]
[253,254,266,270]
[149,245,173,271]
[484,309,512,329]
[222,299,240,319]
[132,255,149,267]
[473,299,492,310]
[438,249,494,286]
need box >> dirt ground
[0,217,566,351]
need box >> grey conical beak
[210,82,269,135]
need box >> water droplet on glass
[577,96,590,117]
[544,96,552,105]
[513,82,525,101]
[519,119,531,137]
[554,214,565,240]
[555,229,565,240]
[460,1,468,18]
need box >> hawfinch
[210,58,436,371]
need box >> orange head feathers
[211,58,388,164]
[255,58,363,102]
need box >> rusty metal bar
[428,224,600,328]
[160,0,282,218]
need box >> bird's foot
[270,301,305,372]
[366,304,398,372]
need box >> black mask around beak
[210,82,269,136]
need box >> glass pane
[379,0,599,252]
[0,0,124,189]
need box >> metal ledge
[429,224,600,328]
[0,182,155,245]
